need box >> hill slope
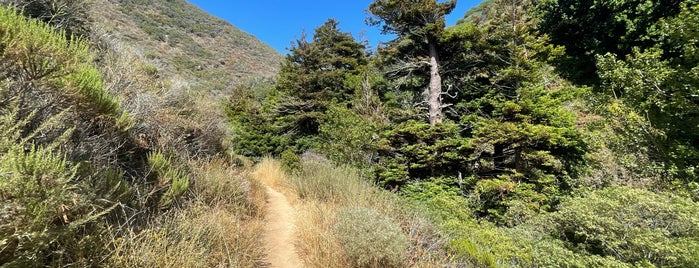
[82,0,285,158]
[93,0,282,94]
[456,0,493,24]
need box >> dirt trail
[261,186,303,268]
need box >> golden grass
[260,155,453,268]
[295,201,349,268]
[108,204,265,267]
[107,157,267,267]
[251,157,287,189]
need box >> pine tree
[368,0,456,126]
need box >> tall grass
[294,201,348,267]
[108,204,265,267]
[107,157,267,267]
[252,157,287,189]
[193,157,267,218]
[290,160,367,203]
[261,155,456,267]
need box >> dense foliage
[0,6,134,265]
[228,0,699,266]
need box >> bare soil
[261,186,303,268]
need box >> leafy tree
[537,0,691,83]
[376,0,587,225]
[368,0,456,126]
[595,2,699,183]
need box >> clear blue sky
[188,0,484,54]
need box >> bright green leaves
[463,83,586,224]
[319,106,377,166]
[543,186,699,267]
[147,151,190,208]
[596,7,699,181]
[537,0,689,82]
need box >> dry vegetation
[86,0,283,160]
[253,156,460,267]
[0,0,283,266]
[107,158,268,267]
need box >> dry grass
[257,156,454,268]
[251,157,298,204]
[252,157,287,188]
[107,157,268,267]
[108,204,265,268]
[295,201,349,268]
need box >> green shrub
[333,206,408,268]
[280,149,301,174]
[542,186,699,267]
[147,151,189,208]
[2,0,91,38]
[0,103,115,266]
[0,6,124,119]
[400,177,472,222]
[319,106,377,166]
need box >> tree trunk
[428,41,443,126]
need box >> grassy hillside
[93,0,282,95]
[79,0,284,158]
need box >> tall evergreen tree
[229,19,368,156]
[275,19,367,149]
[368,0,456,126]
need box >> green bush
[0,101,114,266]
[333,206,408,268]
[400,177,472,222]
[0,6,124,119]
[147,151,190,208]
[280,149,302,174]
[1,0,91,38]
[375,120,472,186]
[319,106,377,166]
[542,186,699,267]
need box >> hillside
[0,0,281,266]
[82,0,284,158]
[456,0,493,24]
[92,0,282,96]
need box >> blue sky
[188,0,484,54]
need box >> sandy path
[262,186,303,268]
